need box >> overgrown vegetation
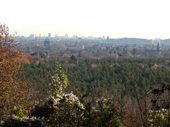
[0,24,36,122]
[2,24,170,127]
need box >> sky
[1,0,170,39]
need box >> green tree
[132,48,137,55]
[70,54,76,60]
[78,51,82,57]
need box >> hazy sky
[1,0,170,39]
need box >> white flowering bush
[48,61,123,126]
[1,115,47,127]
[148,108,170,127]
[48,61,70,96]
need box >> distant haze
[1,0,170,39]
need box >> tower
[39,34,41,42]
[34,34,37,41]
[151,39,153,44]
[157,40,161,54]
[48,33,51,39]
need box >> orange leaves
[65,61,68,64]
[21,81,27,88]
[152,64,158,69]
[91,64,97,67]
[0,24,31,121]
[26,54,32,62]
[15,55,30,64]
[2,47,5,52]
[115,54,119,59]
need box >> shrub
[148,108,170,127]
[11,105,25,118]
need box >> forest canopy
[17,57,170,99]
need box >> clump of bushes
[148,108,170,127]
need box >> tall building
[35,37,38,41]
[35,34,38,41]
[65,34,68,38]
[39,34,41,42]
[48,33,51,39]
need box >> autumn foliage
[152,64,158,69]
[15,55,31,64]
[115,54,119,59]
[0,24,33,121]
[91,64,97,67]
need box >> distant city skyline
[1,0,170,39]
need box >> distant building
[82,45,84,49]
[65,34,68,38]
[144,39,161,54]
[48,33,51,39]
[55,34,58,37]
[157,40,161,54]
[44,37,50,49]
[35,34,37,40]
[88,36,93,39]
[35,36,38,41]
[29,34,34,40]
[39,34,41,42]
[72,35,77,38]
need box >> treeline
[18,57,170,100]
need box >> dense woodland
[18,58,170,101]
